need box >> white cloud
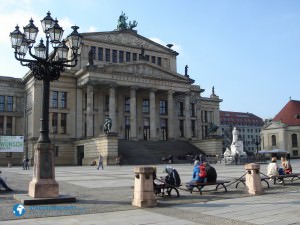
[149,37,182,54]
[87,26,97,32]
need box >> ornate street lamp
[10,12,82,199]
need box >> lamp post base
[29,179,59,198]
[28,142,59,198]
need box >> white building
[261,100,300,158]
[1,14,223,166]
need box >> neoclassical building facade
[0,19,222,166]
[261,100,300,158]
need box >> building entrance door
[125,125,130,140]
[161,127,168,140]
[77,145,84,166]
[160,119,168,140]
[143,126,150,140]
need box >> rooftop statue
[117,11,138,30]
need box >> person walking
[97,154,104,170]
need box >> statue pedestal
[81,133,119,166]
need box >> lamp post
[10,12,82,198]
[253,137,261,162]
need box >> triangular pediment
[98,62,188,83]
[263,121,286,130]
[81,30,177,55]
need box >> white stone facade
[1,28,222,166]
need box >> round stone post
[132,167,157,207]
[244,163,264,195]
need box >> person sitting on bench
[0,171,13,192]
[282,154,292,174]
[205,162,217,183]
[186,160,207,191]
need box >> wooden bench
[235,177,270,189]
[269,173,300,185]
[187,180,230,195]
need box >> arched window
[292,134,298,147]
[271,135,276,147]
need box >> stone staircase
[118,140,204,165]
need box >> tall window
[60,92,67,108]
[52,113,58,134]
[119,50,124,63]
[6,116,12,135]
[132,53,137,61]
[104,95,109,112]
[7,96,13,112]
[126,52,131,62]
[271,135,276,147]
[151,56,156,64]
[91,46,96,59]
[105,48,110,62]
[61,113,67,134]
[51,91,58,108]
[125,116,130,127]
[160,100,168,115]
[124,97,130,112]
[112,50,117,63]
[0,96,4,112]
[292,134,298,147]
[98,47,103,61]
[0,116,3,135]
[157,57,162,66]
[179,120,184,137]
[142,99,150,113]
[190,103,195,117]
[179,102,184,116]
[191,120,196,137]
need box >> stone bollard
[132,167,157,207]
[244,163,264,195]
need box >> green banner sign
[0,136,24,152]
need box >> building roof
[272,100,300,126]
[220,111,264,126]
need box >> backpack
[198,163,207,178]
[206,164,217,182]
[165,169,181,186]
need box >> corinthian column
[149,89,157,140]
[168,90,175,139]
[130,87,137,139]
[109,85,116,133]
[86,85,94,137]
[185,92,191,139]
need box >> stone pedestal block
[132,167,157,207]
[244,163,264,195]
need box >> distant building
[261,100,300,158]
[0,77,24,164]
[220,111,264,154]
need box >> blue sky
[1,0,300,119]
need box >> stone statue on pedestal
[103,117,112,134]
